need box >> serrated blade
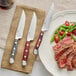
[27,12,37,41]
[42,3,54,31]
[15,10,26,39]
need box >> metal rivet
[37,45,39,47]
[39,39,41,42]
[24,56,26,58]
[13,47,15,50]
[12,53,14,56]
[26,49,28,52]
[27,43,29,46]
[15,41,17,44]
[41,33,43,36]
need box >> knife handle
[22,41,30,66]
[9,39,18,64]
[34,31,44,55]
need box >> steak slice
[66,53,74,71]
[58,47,73,68]
[72,42,76,68]
[55,43,73,60]
[53,37,74,61]
[72,56,76,68]
[72,42,76,52]
[53,37,73,51]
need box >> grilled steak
[66,53,75,70]
[72,56,76,68]
[58,47,73,68]
[53,37,76,71]
[53,37,73,51]
[72,43,76,68]
[55,44,73,60]
[53,37,74,61]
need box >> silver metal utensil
[22,12,37,66]
[10,10,26,64]
[34,3,54,55]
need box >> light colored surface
[15,10,26,39]
[0,48,52,76]
[0,0,76,75]
[27,12,37,41]
[39,10,76,76]
[42,3,54,31]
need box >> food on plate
[54,37,74,60]
[72,56,76,68]
[51,21,76,71]
[51,21,76,43]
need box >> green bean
[60,29,69,40]
[59,27,66,31]
[69,24,76,32]
[50,30,60,42]
[50,34,55,42]
[61,25,70,29]
[50,28,59,42]
[54,26,62,34]
[73,24,76,28]
[55,26,66,34]
[71,34,76,42]
[50,24,73,42]
[69,27,76,32]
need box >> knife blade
[22,12,37,66]
[10,10,26,64]
[34,3,54,55]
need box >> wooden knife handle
[9,39,18,64]
[22,41,30,66]
[34,31,44,55]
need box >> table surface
[0,0,53,75]
[0,48,53,76]
[0,0,76,76]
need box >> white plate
[39,10,76,76]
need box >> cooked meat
[53,37,74,61]
[66,53,75,71]
[53,37,73,51]
[63,37,74,45]
[72,43,76,68]
[53,37,76,71]
[58,47,73,68]
[72,42,76,52]
[72,56,76,68]
[55,43,73,61]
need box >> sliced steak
[53,37,74,61]
[66,53,74,71]
[63,37,73,45]
[72,56,76,68]
[72,42,76,68]
[53,37,73,51]
[55,43,73,60]
[58,47,73,68]
[72,42,76,52]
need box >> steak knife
[10,10,26,64]
[22,12,37,66]
[34,3,54,55]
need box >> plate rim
[39,10,76,76]
[53,10,76,21]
